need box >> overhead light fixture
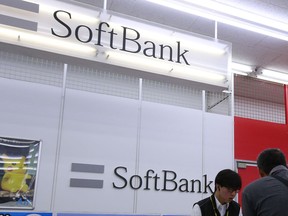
[182,0,288,31]
[257,68,288,84]
[146,0,288,41]
[230,62,288,84]
[231,62,253,75]
[104,50,227,86]
[0,26,97,56]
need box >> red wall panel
[235,117,288,161]
[237,165,259,206]
[235,117,288,206]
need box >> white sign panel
[0,0,231,87]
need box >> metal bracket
[207,94,230,110]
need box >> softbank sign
[0,1,231,86]
[51,10,192,66]
[47,9,231,85]
[113,166,213,193]
[70,163,213,194]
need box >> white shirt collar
[214,195,229,216]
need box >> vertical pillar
[284,85,288,125]
[51,63,67,212]
[214,21,218,39]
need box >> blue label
[0,213,52,216]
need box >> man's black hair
[214,169,242,191]
[257,148,287,175]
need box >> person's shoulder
[230,200,240,208]
[228,200,240,213]
[195,196,211,207]
[243,177,266,191]
[243,176,275,193]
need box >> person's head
[214,169,242,204]
[257,148,287,177]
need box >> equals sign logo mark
[0,0,39,31]
[70,163,105,189]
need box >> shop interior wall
[234,75,288,206]
[235,117,288,160]
[234,75,288,161]
[0,48,234,214]
[235,116,288,206]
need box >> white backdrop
[0,46,233,215]
[0,76,233,215]
[53,88,233,214]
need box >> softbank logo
[0,0,39,31]
[70,163,213,193]
[70,163,104,188]
[113,166,213,193]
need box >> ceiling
[67,0,288,76]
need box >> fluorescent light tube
[258,69,288,84]
[257,76,288,84]
[0,26,97,56]
[105,50,227,86]
[231,62,253,75]
[146,0,288,41]
[182,0,288,32]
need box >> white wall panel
[53,91,234,214]
[137,102,203,214]
[202,112,234,196]
[54,89,139,212]
[0,78,62,211]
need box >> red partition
[234,116,288,206]
[235,117,288,161]
[237,165,259,206]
